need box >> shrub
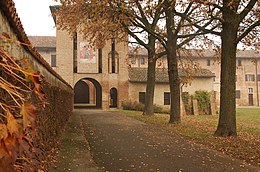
[193,90,211,114]
[182,92,193,115]
[122,100,144,111]
[122,101,167,113]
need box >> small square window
[248,88,253,93]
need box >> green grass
[236,108,260,134]
[122,108,260,135]
[236,108,260,126]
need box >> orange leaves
[0,124,8,141]
[21,103,37,129]
[0,112,20,159]
[1,34,47,170]
[22,59,47,104]
[6,112,19,137]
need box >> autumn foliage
[0,34,47,171]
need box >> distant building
[28,36,56,68]
[130,49,260,107]
[28,6,258,110]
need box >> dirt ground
[51,109,260,172]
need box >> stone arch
[74,78,102,108]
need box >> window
[248,88,253,93]
[207,59,210,66]
[140,57,145,65]
[164,92,171,105]
[73,33,77,73]
[258,75,260,81]
[139,92,145,104]
[51,55,56,67]
[98,49,102,73]
[108,39,118,73]
[131,56,136,64]
[237,59,242,66]
[236,90,240,99]
[111,40,116,73]
[245,74,255,81]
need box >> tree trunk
[215,7,238,136]
[143,44,156,115]
[143,35,156,116]
[166,9,181,124]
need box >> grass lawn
[120,108,260,167]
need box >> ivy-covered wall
[0,1,74,171]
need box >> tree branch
[239,0,257,21]
[237,20,260,43]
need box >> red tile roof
[129,68,215,83]
[28,36,56,48]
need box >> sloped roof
[0,1,70,87]
[129,47,259,59]
[28,36,56,48]
[129,68,215,83]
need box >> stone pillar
[180,93,186,116]
[193,99,199,115]
[210,91,217,115]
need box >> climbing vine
[0,33,47,171]
[193,90,211,114]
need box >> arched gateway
[74,78,102,108]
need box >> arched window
[108,39,119,73]
[110,88,118,108]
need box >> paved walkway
[51,109,260,172]
[50,110,103,172]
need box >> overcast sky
[13,0,60,36]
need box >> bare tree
[190,0,259,136]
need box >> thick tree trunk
[143,35,156,116]
[215,7,238,136]
[143,45,156,116]
[166,9,181,124]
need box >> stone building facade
[32,37,215,111]
[130,49,260,107]
[55,31,129,109]
[28,36,56,69]
[27,5,258,110]
[48,6,129,109]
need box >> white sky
[13,0,60,36]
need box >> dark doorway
[74,80,89,104]
[110,88,118,108]
[74,78,102,109]
[248,94,254,106]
